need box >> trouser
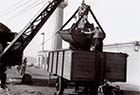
[93,38,103,52]
[0,63,7,88]
[0,73,6,88]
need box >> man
[0,43,2,53]
[92,27,105,52]
[83,26,106,52]
[0,43,7,89]
[21,57,27,76]
[98,80,120,95]
[0,23,11,89]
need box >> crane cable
[27,32,59,50]
[0,0,34,18]
[0,0,47,20]
[2,0,48,22]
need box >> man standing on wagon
[83,26,106,52]
[92,27,106,52]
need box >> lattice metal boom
[0,0,64,58]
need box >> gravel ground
[0,84,56,95]
[0,67,57,95]
[1,67,140,95]
[6,85,55,95]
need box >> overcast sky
[0,0,140,57]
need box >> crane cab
[0,23,23,66]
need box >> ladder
[0,0,63,59]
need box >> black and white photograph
[0,0,139,95]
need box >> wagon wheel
[56,77,66,95]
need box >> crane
[0,0,64,89]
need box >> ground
[0,67,57,95]
[0,67,140,95]
[5,85,55,95]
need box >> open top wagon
[47,49,127,94]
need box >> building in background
[37,50,48,69]
[104,41,140,86]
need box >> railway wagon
[48,49,127,82]
[47,49,127,94]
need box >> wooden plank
[48,52,53,72]
[57,51,64,76]
[72,51,97,81]
[52,52,58,74]
[96,52,106,81]
[105,52,127,82]
[63,50,72,80]
[106,73,125,81]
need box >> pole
[41,32,45,51]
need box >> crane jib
[0,0,64,58]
